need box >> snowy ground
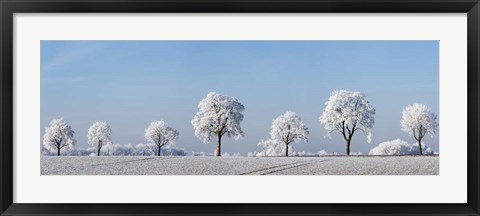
[41,156,438,175]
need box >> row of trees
[43,90,438,157]
[43,120,179,156]
[255,91,437,156]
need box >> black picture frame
[1,0,479,215]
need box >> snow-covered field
[41,156,438,175]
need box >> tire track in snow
[260,159,332,175]
[238,159,331,175]
[237,160,309,175]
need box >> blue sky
[41,41,439,155]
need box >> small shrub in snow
[191,151,214,156]
[318,150,329,155]
[221,152,242,157]
[257,139,287,156]
[318,150,340,156]
[291,151,317,156]
[369,139,434,155]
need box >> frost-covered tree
[400,103,438,155]
[145,120,179,156]
[270,111,309,156]
[88,122,112,156]
[191,92,245,156]
[319,90,376,156]
[43,118,76,156]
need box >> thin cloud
[41,42,100,73]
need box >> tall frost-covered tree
[319,90,376,156]
[400,103,438,155]
[43,118,76,156]
[88,122,112,156]
[270,111,309,156]
[192,92,245,156]
[145,120,179,156]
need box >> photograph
[2,0,477,214]
[40,40,439,175]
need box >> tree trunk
[215,133,222,156]
[285,143,289,157]
[158,145,161,156]
[346,139,351,156]
[418,138,423,155]
[57,147,60,156]
[97,140,102,156]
